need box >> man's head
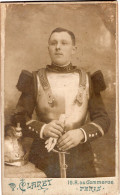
[48,27,77,66]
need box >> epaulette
[91,70,106,94]
[16,70,33,94]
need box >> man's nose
[56,43,61,50]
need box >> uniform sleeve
[11,70,45,139]
[80,71,110,142]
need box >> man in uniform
[8,27,110,178]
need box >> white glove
[45,114,65,152]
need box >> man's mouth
[55,53,63,56]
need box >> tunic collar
[46,63,77,73]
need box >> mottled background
[4,3,116,177]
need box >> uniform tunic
[11,64,110,178]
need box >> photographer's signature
[9,179,52,192]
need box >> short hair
[49,27,76,45]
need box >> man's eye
[62,42,68,45]
[50,42,56,45]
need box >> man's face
[48,32,76,66]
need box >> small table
[4,162,47,178]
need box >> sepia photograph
[1,1,118,194]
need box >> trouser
[29,138,96,178]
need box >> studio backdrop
[4,3,116,177]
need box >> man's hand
[57,129,85,151]
[43,120,64,138]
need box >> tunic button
[36,131,38,134]
[89,134,91,137]
[92,134,94,137]
[32,129,34,131]
[96,133,98,136]
[28,126,31,130]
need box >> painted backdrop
[4,3,116,177]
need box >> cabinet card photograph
[1,1,119,195]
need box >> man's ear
[72,46,77,55]
[48,45,50,54]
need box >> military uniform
[11,63,110,178]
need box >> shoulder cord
[77,69,86,88]
[76,69,87,105]
[87,72,92,98]
[36,68,55,107]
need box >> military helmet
[4,124,28,166]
